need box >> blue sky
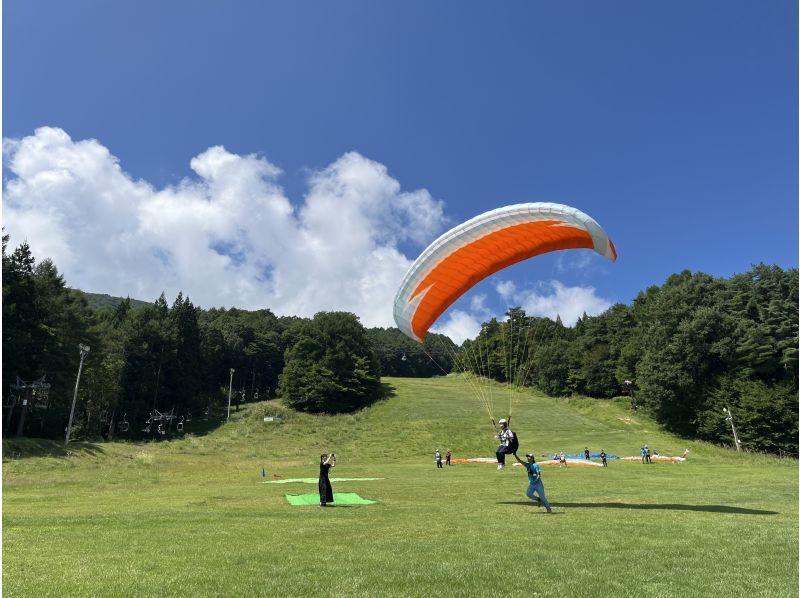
[3,1,797,342]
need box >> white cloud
[430,309,484,345]
[494,280,516,300]
[555,252,591,272]
[507,280,612,325]
[469,293,491,316]
[3,127,446,327]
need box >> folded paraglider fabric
[285,492,377,505]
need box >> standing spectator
[645,446,652,464]
[600,449,608,467]
[445,449,451,466]
[435,449,443,468]
[318,452,336,507]
[513,453,553,513]
[584,447,591,461]
[641,446,647,464]
[559,451,567,468]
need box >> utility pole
[65,344,90,446]
[227,368,235,423]
[723,407,742,453]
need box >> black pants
[496,445,512,464]
[436,460,442,468]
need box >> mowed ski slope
[3,376,797,597]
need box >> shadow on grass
[497,501,778,515]
[380,382,397,398]
[3,438,106,460]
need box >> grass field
[3,376,798,597]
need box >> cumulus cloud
[431,309,484,345]
[3,127,446,327]
[505,280,612,325]
[494,280,516,300]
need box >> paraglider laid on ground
[449,454,687,466]
[619,455,687,463]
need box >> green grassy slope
[3,376,797,597]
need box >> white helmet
[499,419,507,425]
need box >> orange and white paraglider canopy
[393,202,617,342]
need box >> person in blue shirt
[514,452,553,513]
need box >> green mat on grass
[285,492,377,506]
[262,477,384,484]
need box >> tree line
[3,234,797,453]
[460,265,798,454]
[2,235,438,439]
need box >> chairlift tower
[65,344,90,446]
[9,375,51,437]
[227,368,235,423]
[723,407,742,453]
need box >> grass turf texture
[3,376,798,597]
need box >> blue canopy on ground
[553,453,619,459]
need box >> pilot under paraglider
[495,419,518,470]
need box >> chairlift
[157,422,165,436]
[176,416,185,433]
[401,353,407,362]
[185,411,192,422]
[118,413,129,433]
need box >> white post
[227,368,235,423]
[723,407,741,453]
[65,344,90,446]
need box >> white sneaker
[497,464,504,470]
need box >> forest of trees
[3,233,797,454]
[459,266,798,454]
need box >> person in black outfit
[600,449,608,467]
[319,452,336,506]
[584,447,591,461]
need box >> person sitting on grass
[514,452,553,513]
[319,452,336,507]
[495,419,517,470]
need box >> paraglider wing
[393,203,617,342]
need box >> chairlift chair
[118,413,129,433]
[177,416,184,433]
